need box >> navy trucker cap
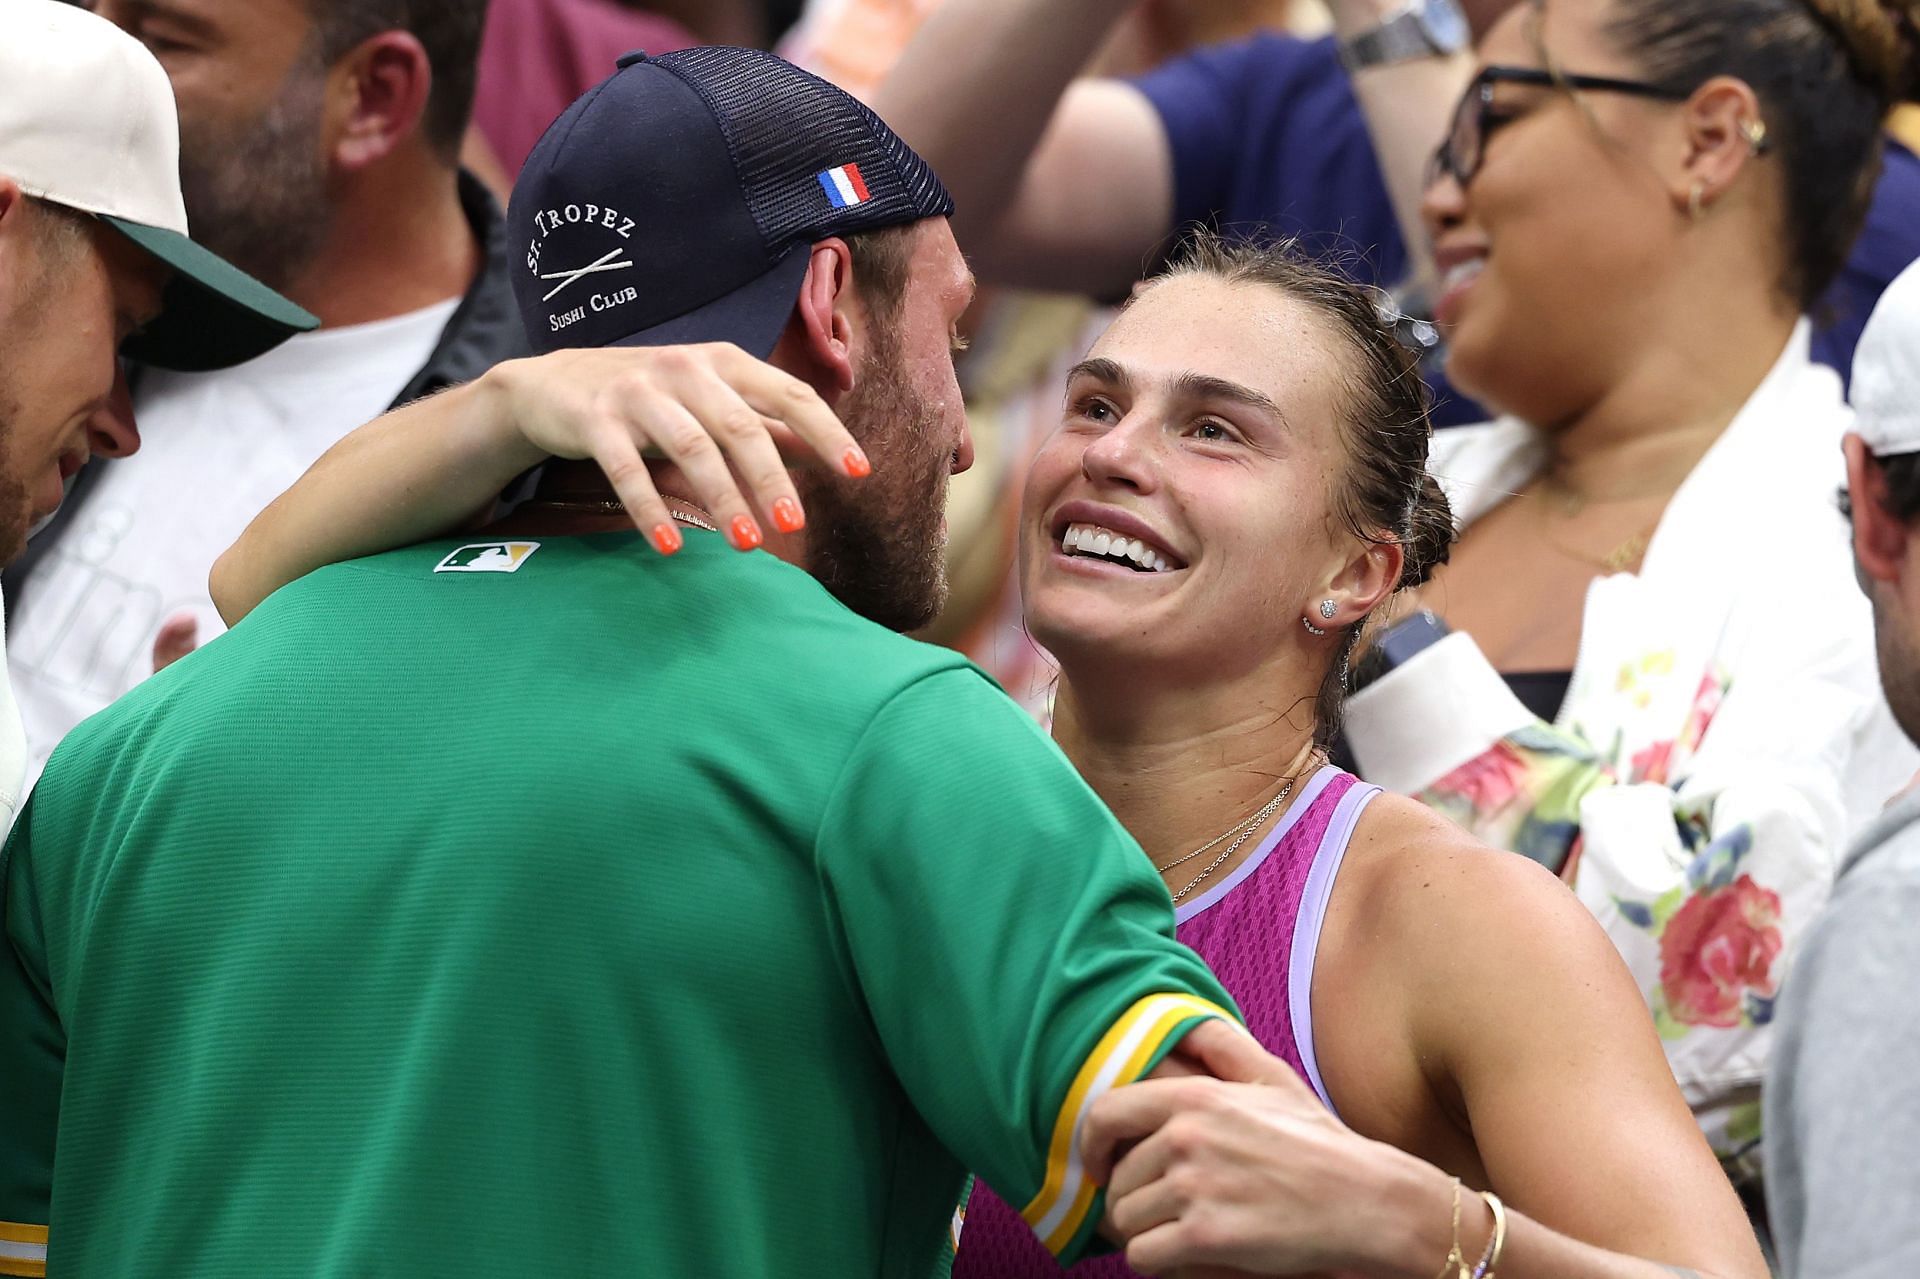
[511,46,955,357]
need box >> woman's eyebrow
[1168,371,1290,429]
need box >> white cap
[1854,258,1920,458]
[0,0,314,369]
[0,0,190,233]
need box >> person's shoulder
[1339,791,1594,969]
[1345,790,1552,897]
[1834,799,1920,895]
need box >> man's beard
[0,382,33,567]
[797,343,952,633]
[175,60,331,293]
[1872,588,1920,748]
[0,235,71,564]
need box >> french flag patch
[817,163,872,209]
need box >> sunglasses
[1425,65,1690,190]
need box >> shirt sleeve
[1346,624,1905,1181]
[1129,35,1268,236]
[815,669,1238,1264]
[0,806,59,1277]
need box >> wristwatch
[1338,0,1471,72]
[1348,609,1450,693]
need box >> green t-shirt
[0,532,1234,1278]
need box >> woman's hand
[1082,1024,1428,1278]
[213,342,871,625]
[483,341,870,547]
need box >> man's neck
[1050,657,1322,867]
[490,464,809,569]
[279,158,479,329]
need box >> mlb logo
[817,163,871,210]
[434,542,542,574]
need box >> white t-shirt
[0,592,24,827]
[6,298,459,778]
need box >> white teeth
[1442,258,1484,292]
[1059,522,1179,573]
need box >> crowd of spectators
[2,0,1919,1275]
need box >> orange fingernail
[843,446,871,478]
[729,515,763,550]
[772,496,805,533]
[649,522,683,556]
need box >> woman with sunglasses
[1340,0,1920,1196]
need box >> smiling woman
[197,208,1771,1275]
[1024,232,1452,749]
[1347,0,1920,1190]
[952,232,1768,1279]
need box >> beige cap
[0,0,315,369]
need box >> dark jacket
[3,171,529,609]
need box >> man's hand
[483,342,870,552]
[152,612,199,673]
[1083,1021,1400,1277]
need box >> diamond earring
[1319,599,1338,619]
[1302,616,1327,637]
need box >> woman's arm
[1078,825,1767,1279]
[1341,620,1913,1173]
[210,343,863,624]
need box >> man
[0,0,315,832]
[0,48,1254,1275]
[868,0,1920,418]
[3,0,526,776]
[1765,260,1920,1279]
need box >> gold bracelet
[1472,1190,1508,1279]
[1432,1176,1469,1279]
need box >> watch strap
[1338,2,1458,72]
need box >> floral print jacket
[1345,326,1918,1185]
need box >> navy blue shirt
[1135,33,1920,413]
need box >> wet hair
[305,0,489,162]
[1597,0,1920,310]
[1154,232,1455,746]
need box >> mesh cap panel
[658,46,955,253]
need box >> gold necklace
[1155,774,1300,904]
[522,497,719,533]
[1532,477,1657,574]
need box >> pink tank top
[951,766,1379,1277]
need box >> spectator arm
[871,0,1175,297]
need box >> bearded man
[3,0,525,776]
[0,49,1257,1275]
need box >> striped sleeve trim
[1019,992,1235,1256]
[0,1222,47,1278]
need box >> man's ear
[1675,75,1766,216]
[782,238,857,396]
[325,31,434,173]
[0,178,30,302]
[1848,434,1909,587]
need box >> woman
[1340,0,1920,1184]
[209,235,1767,1276]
